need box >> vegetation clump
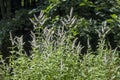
[0,9,120,80]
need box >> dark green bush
[28,0,120,51]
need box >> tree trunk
[6,0,12,18]
[24,0,30,8]
[0,0,6,19]
[31,0,36,8]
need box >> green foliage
[12,9,32,29]
[0,10,120,80]
[0,0,120,79]
[28,0,120,49]
[0,9,32,49]
[1,0,120,54]
[0,19,13,48]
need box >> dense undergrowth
[0,9,120,80]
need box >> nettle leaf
[106,19,114,23]
[80,3,86,6]
[79,0,93,7]
[111,14,118,19]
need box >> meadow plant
[0,8,120,80]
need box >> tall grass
[0,9,120,80]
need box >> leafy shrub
[0,9,120,80]
[30,0,120,51]
[0,9,33,59]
